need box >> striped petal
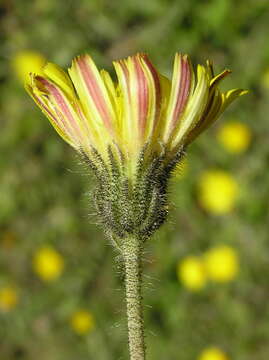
[139,54,162,140]
[162,54,194,143]
[25,80,75,147]
[170,64,209,148]
[113,54,162,154]
[28,75,92,150]
[68,55,116,135]
[113,58,133,151]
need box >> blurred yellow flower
[198,347,229,360]
[198,170,238,214]
[0,286,19,312]
[204,245,239,283]
[33,246,64,281]
[177,256,207,291]
[70,310,95,335]
[217,121,251,153]
[12,50,46,82]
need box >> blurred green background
[1,0,269,359]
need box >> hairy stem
[122,236,145,360]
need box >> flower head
[26,53,247,173]
[217,120,251,153]
[177,256,207,291]
[12,50,46,82]
[33,246,64,281]
[198,347,229,360]
[204,245,239,282]
[198,170,239,215]
[70,310,95,335]
[0,286,19,312]
[26,53,247,241]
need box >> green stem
[122,236,146,360]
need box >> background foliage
[1,0,269,359]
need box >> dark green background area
[1,0,269,359]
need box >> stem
[122,236,146,360]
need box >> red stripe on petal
[76,57,112,131]
[141,54,161,126]
[36,77,84,142]
[172,56,191,126]
[31,87,74,139]
[32,92,60,126]
[134,56,149,136]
